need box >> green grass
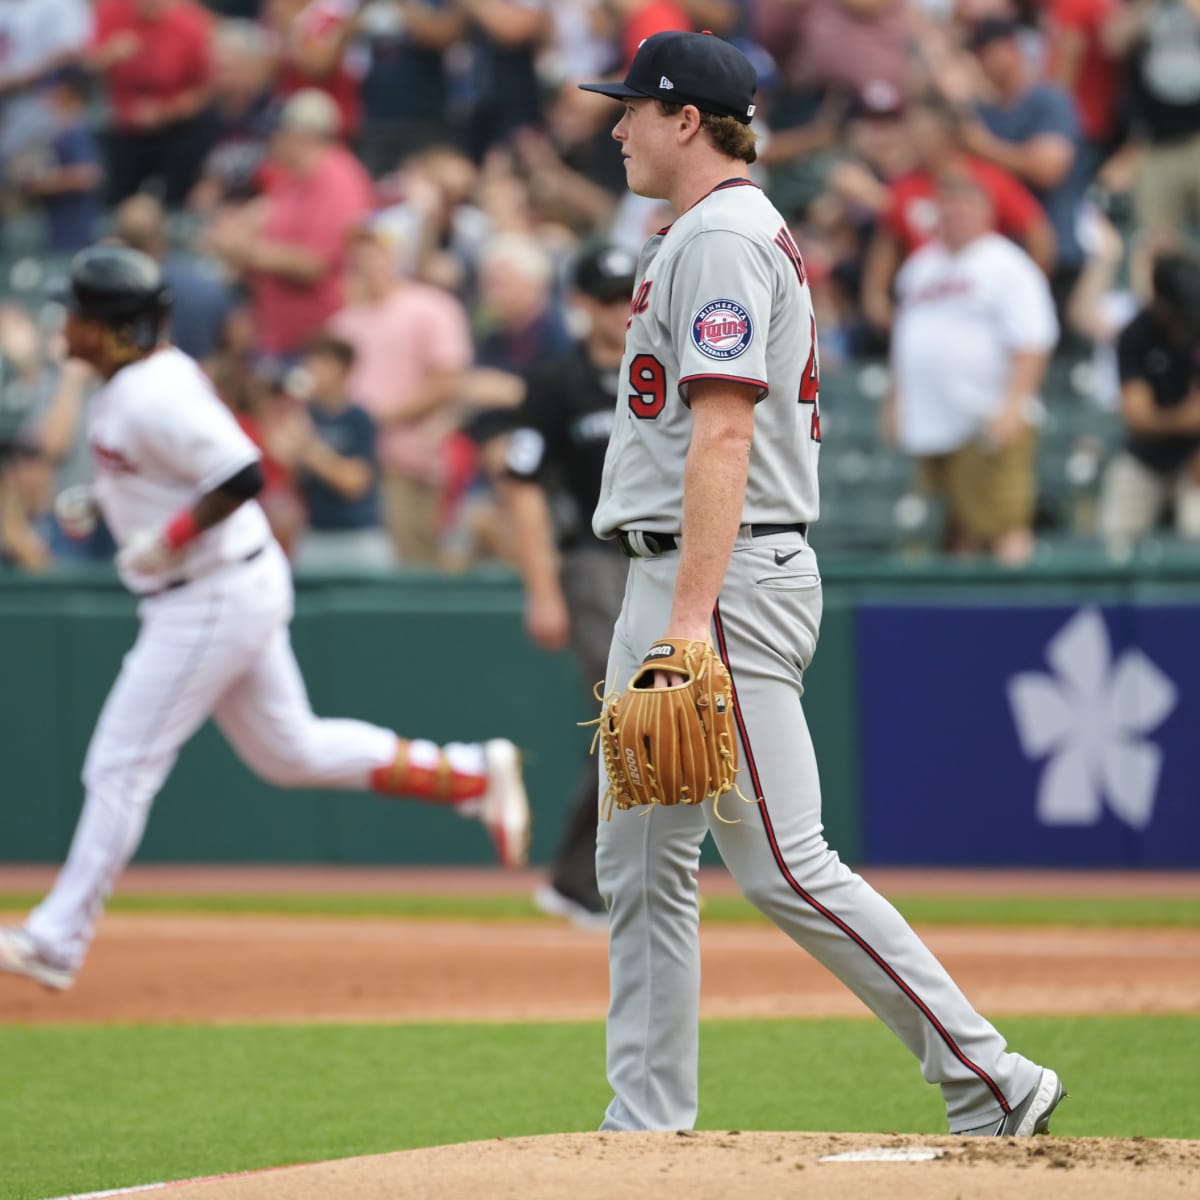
[1,891,1197,927]
[0,1016,1195,1200]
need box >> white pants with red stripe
[26,542,398,970]
[596,528,1043,1132]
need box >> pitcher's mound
[127,1130,1200,1199]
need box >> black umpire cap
[65,244,172,349]
[573,243,638,303]
[580,31,758,125]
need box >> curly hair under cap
[98,315,166,366]
[655,101,758,164]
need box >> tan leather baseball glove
[589,639,748,818]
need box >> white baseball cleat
[480,739,531,869]
[533,884,609,932]
[0,927,74,991]
[956,1068,1066,1136]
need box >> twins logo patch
[691,300,753,361]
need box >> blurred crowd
[0,0,1199,572]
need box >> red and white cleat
[479,739,531,869]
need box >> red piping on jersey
[710,602,1013,1115]
[656,178,762,235]
[679,373,768,393]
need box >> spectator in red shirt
[264,0,363,142]
[861,92,1056,332]
[91,0,215,206]
[1045,0,1122,161]
[206,89,374,366]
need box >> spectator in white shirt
[886,169,1059,564]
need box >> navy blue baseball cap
[579,31,758,126]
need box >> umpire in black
[491,243,637,926]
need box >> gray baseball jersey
[593,179,820,539]
[594,178,1050,1135]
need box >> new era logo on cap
[579,31,758,125]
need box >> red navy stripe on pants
[712,601,1011,1113]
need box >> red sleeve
[883,176,920,250]
[255,161,287,195]
[986,166,1045,238]
[91,0,119,46]
[186,9,215,89]
[883,185,906,239]
[1052,0,1112,32]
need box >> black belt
[616,523,807,559]
[148,544,267,597]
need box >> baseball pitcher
[579,31,1065,1137]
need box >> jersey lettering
[627,279,653,329]
[774,226,807,286]
[92,441,138,475]
[799,313,821,443]
[628,353,667,419]
[772,226,820,439]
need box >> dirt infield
[2,864,1199,1024]
[44,1133,1200,1200]
[6,866,1200,1199]
[2,914,1200,1024]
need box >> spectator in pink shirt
[206,88,373,365]
[328,216,473,565]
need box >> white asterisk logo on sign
[1007,608,1178,831]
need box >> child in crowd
[19,66,102,253]
[283,332,394,571]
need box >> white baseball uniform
[891,231,1059,455]
[24,347,489,971]
[594,179,1046,1133]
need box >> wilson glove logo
[623,746,643,785]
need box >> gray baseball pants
[596,527,1042,1132]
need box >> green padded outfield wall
[14,549,1200,870]
[0,568,865,868]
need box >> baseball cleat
[0,927,74,991]
[533,884,609,931]
[957,1068,1066,1136]
[480,739,531,869]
